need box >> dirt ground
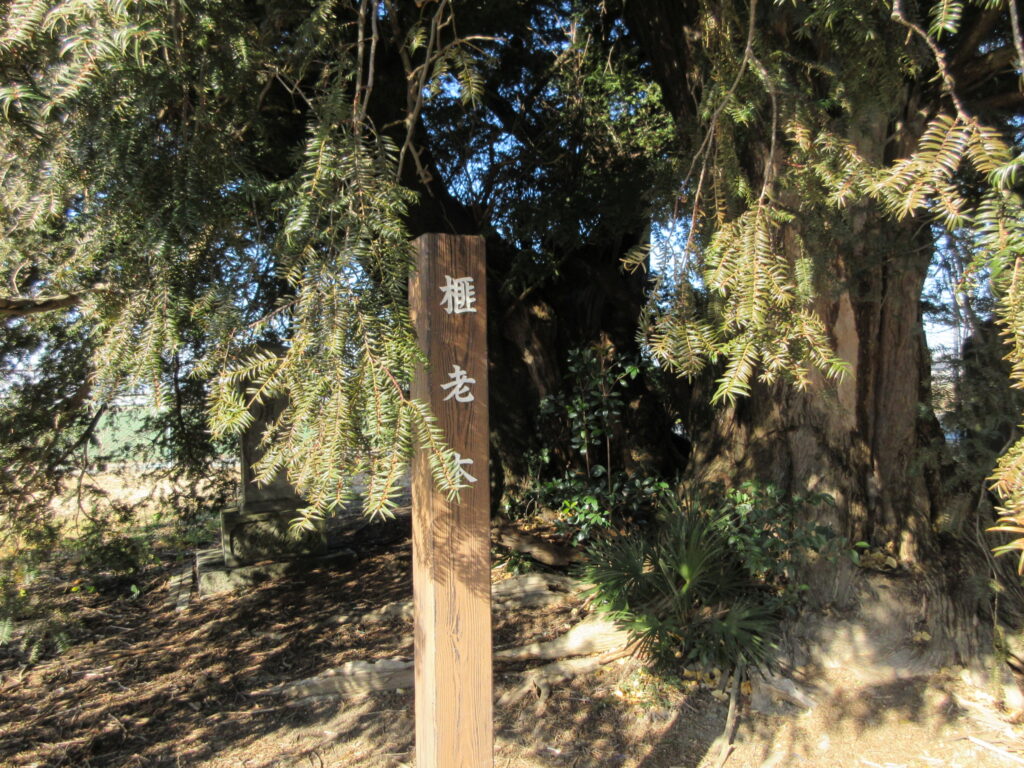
[2,516,1022,768]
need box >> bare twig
[713,664,744,768]
[679,0,760,265]
[750,54,779,205]
[353,0,381,131]
[890,0,969,118]
[965,735,1024,766]
[396,0,449,183]
[1009,0,1024,89]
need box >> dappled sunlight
[0,517,416,767]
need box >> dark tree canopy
[0,0,1022,586]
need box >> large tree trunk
[621,1,1007,663]
[687,215,1000,662]
[693,213,940,562]
[486,237,686,507]
[627,0,948,560]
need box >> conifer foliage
[0,0,475,526]
[626,0,1022,564]
[0,0,1022,568]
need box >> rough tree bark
[693,213,941,561]
[625,0,943,550]
[620,0,1012,661]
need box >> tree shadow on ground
[492,673,728,767]
[717,674,970,768]
[0,517,416,767]
[0,533,998,768]
[1,512,731,768]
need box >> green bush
[61,499,159,595]
[513,347,674,543]
[528,471,673,544]
[704,482,838,601]
[581,484,838,674]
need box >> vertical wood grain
[410,234,492,768]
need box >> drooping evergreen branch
[0,0,478,523]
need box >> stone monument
[220,391,326,567]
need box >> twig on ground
[712,664,743,768]
[965,736,1024,766]
[107,713,129,738]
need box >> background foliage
[0,0,1022,666]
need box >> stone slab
[166,566,193,612]
[220,504,327,568]
[238,389,300,507]
[196,547,358,596]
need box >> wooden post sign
[409,234,493,768]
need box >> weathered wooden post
[409,234,493,768]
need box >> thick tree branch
[0,285,113,318]
[1010,0,1024,83]
[949,8,1003,70]
[0,293,83,316]
[952,46,1018,91]
[50,405,107,471]
[968,90,1024,113]
[619,0,700,123]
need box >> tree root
[749,670,816,711]
[257,658,414,698]
[497,645,637,711]
[263,611,631,701]
[494,615,630,661]
[493,523,584,567]
[354,572,582,626]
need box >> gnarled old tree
[624,0,1022,557]
[1,0,1022,655]
[618,0,1024,655]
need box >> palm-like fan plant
[581,495,779,674]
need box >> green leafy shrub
[76,530,153,580]
[583,501,777,672]
[492,546,538,576]
[705,482,839,601]
[581,484,838,673]
[529,471,674,544]
[68,503,158,595]
[513,347,674,543]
